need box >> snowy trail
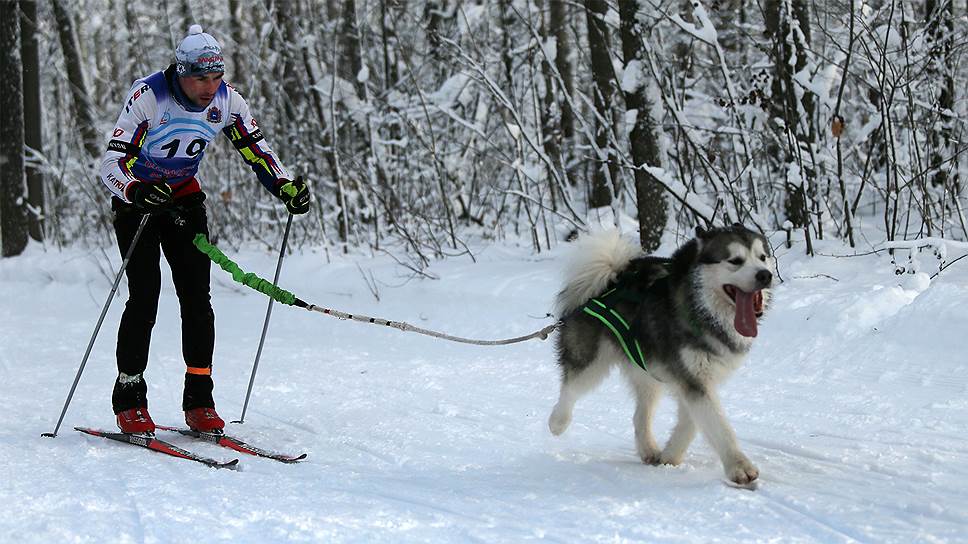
[1,238,966,542]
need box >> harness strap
[580,290,647,371]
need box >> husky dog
[549,224,774,485]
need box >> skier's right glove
[127,181,173,210]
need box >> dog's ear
[670,238,700,276]
[696,225,720,241]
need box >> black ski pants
[111,195,216,413]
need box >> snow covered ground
[1,228,966,543]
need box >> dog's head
[677,224,775,338]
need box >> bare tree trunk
[272,0,303,120]
[549,0,574,140]
[1,2,28,256]
[177,0,194,29]
[764,0,808,138]
[619,1,666,251]
[227,0,248,85]
[535,0,565,212]
[832,0,856,247]
[301,37,339,188]
[765,0,813,248]
[123,2,148,76]
[381,1,400,87]
[926,0,956,190]
[378,1,402,217]
[50,0,100,160]
[340,0,365,99]
[20,0,43,242]
[425,1,444,61]
[584,0,618,208]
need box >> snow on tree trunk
[765,0,814,253]
[619,0,666,252]
[19,0,44,242]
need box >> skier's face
[179,72,224,107]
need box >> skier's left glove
[276,177,311,215]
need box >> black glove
[128,181,173,210]
[276,176,311,215]
[169,193,209,235]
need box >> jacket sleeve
[99,81,156,202]
[222,86,293,195]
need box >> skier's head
[175,24,224,77]
[175,25,224,107]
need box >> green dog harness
[580,288,647,371]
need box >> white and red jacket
[99,65,292,202]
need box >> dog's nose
[756,269,773,288]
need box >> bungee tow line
[193,234,560,346]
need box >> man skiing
[98,25,310,435]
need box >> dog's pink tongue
[734,289,758,338]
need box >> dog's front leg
[680,389,758,484]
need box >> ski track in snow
[1,238,967,542]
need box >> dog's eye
[759,254,767,262]
[728,257,744,266]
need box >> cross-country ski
[75,427,239,469]
[157,425,307,463]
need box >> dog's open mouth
[723,285,764,338]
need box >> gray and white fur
[549,225,775,485]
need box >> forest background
[0,0,966,271]
[1,5,967,539]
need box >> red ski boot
[116,407,156,435]
[185,407,225,434]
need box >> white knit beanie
[175,25,224,76]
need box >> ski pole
[43,213,151,438]
[233,213,293,424]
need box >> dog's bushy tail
[555,230,641,317]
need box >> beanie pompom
[188,24,203,35]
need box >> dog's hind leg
[628,374,662,464]
[548,356,610,436]
[659,397,697,465]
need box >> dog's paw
[548,405,572,436]
[657,453,684,466]
[725,458,759,485]
[640,451,662,465]
[637,441,661,465]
